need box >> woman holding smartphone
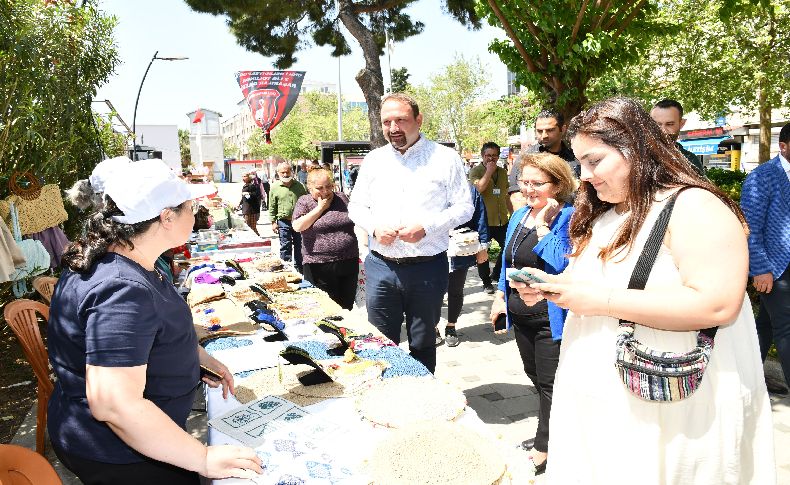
[511,98,774,483]
[489,152,577,475]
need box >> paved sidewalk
[13,184,790,483]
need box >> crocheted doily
[355,376,466,428]
[366,421,506,485]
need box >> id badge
[492,188,501,196]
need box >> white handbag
[447,228,482,257]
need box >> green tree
[183,0,480,147]
[408,55,490,154]
[390,66,411,93]
[94,112,128,158]
[589,0,790,162]
[223,138,239,159]
[463,91,541,153]
[178,129,191,169]
[479,1,665,121]
[0,0,119,200]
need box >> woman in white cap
[47,160,262,484]
[65,155,132,211]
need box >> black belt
[371,250,443,265]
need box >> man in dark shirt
[650,99,705,176]
[508,109,577,210]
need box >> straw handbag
[0,172,68,235]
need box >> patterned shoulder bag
[614,188,717,402]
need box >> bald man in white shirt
[349,93,474,373]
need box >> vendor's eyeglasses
[517,180,552,189]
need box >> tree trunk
[545,78,586,129]
[758,83,772,164]
[338,4,386,148]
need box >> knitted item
[187,284,225,307]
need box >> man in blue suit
[741,123,790,393]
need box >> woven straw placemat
[355,376,466,428]
[365,421,507,485]
[233,366,366,408]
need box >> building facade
[187,108,224,181]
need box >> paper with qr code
[208,395,310,447]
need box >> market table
[185,253,531,484]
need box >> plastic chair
[0,444,62,485]
[32,276,58,304]
[3,300,53,455]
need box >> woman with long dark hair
[511,98,774,483]
[48,160,262,484]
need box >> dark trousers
[511,313,560,454]
[303,258,358,310]
[53,446,199,485]
[262,182,270,209]
[478,225,507,287]
[756,264,790,386]
[277,219,302,273]
[365,251,449,373]
[447,266,469,323]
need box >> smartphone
[200,365,223,382]
[494,314,507,331]
[506,268,547,284]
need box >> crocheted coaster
[355,376,466,428]
[192,298,251,327]
[226,283,262,305]
[234,366,333,408]
[269,289,343,321]
[187,284,225,307]
[366,422,507,485]
[251,255,285,272]
[280,271,302,283]
[192,298,257,342]
[254,273,291,292]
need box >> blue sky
[95,0,509,130]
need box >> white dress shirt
[349,135,474,258]
[780,153,790,182]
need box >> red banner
[235,71,305,143]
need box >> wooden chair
[0,444,62,485]
[32,276,58,304]
[3,300,53,455]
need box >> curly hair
[61,196,187,272]
[567,97,746,261]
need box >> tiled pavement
[12,184,790,483]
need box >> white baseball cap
[89,156,132,193]
[104,159,217,224]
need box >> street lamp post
[131,50,188,160]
